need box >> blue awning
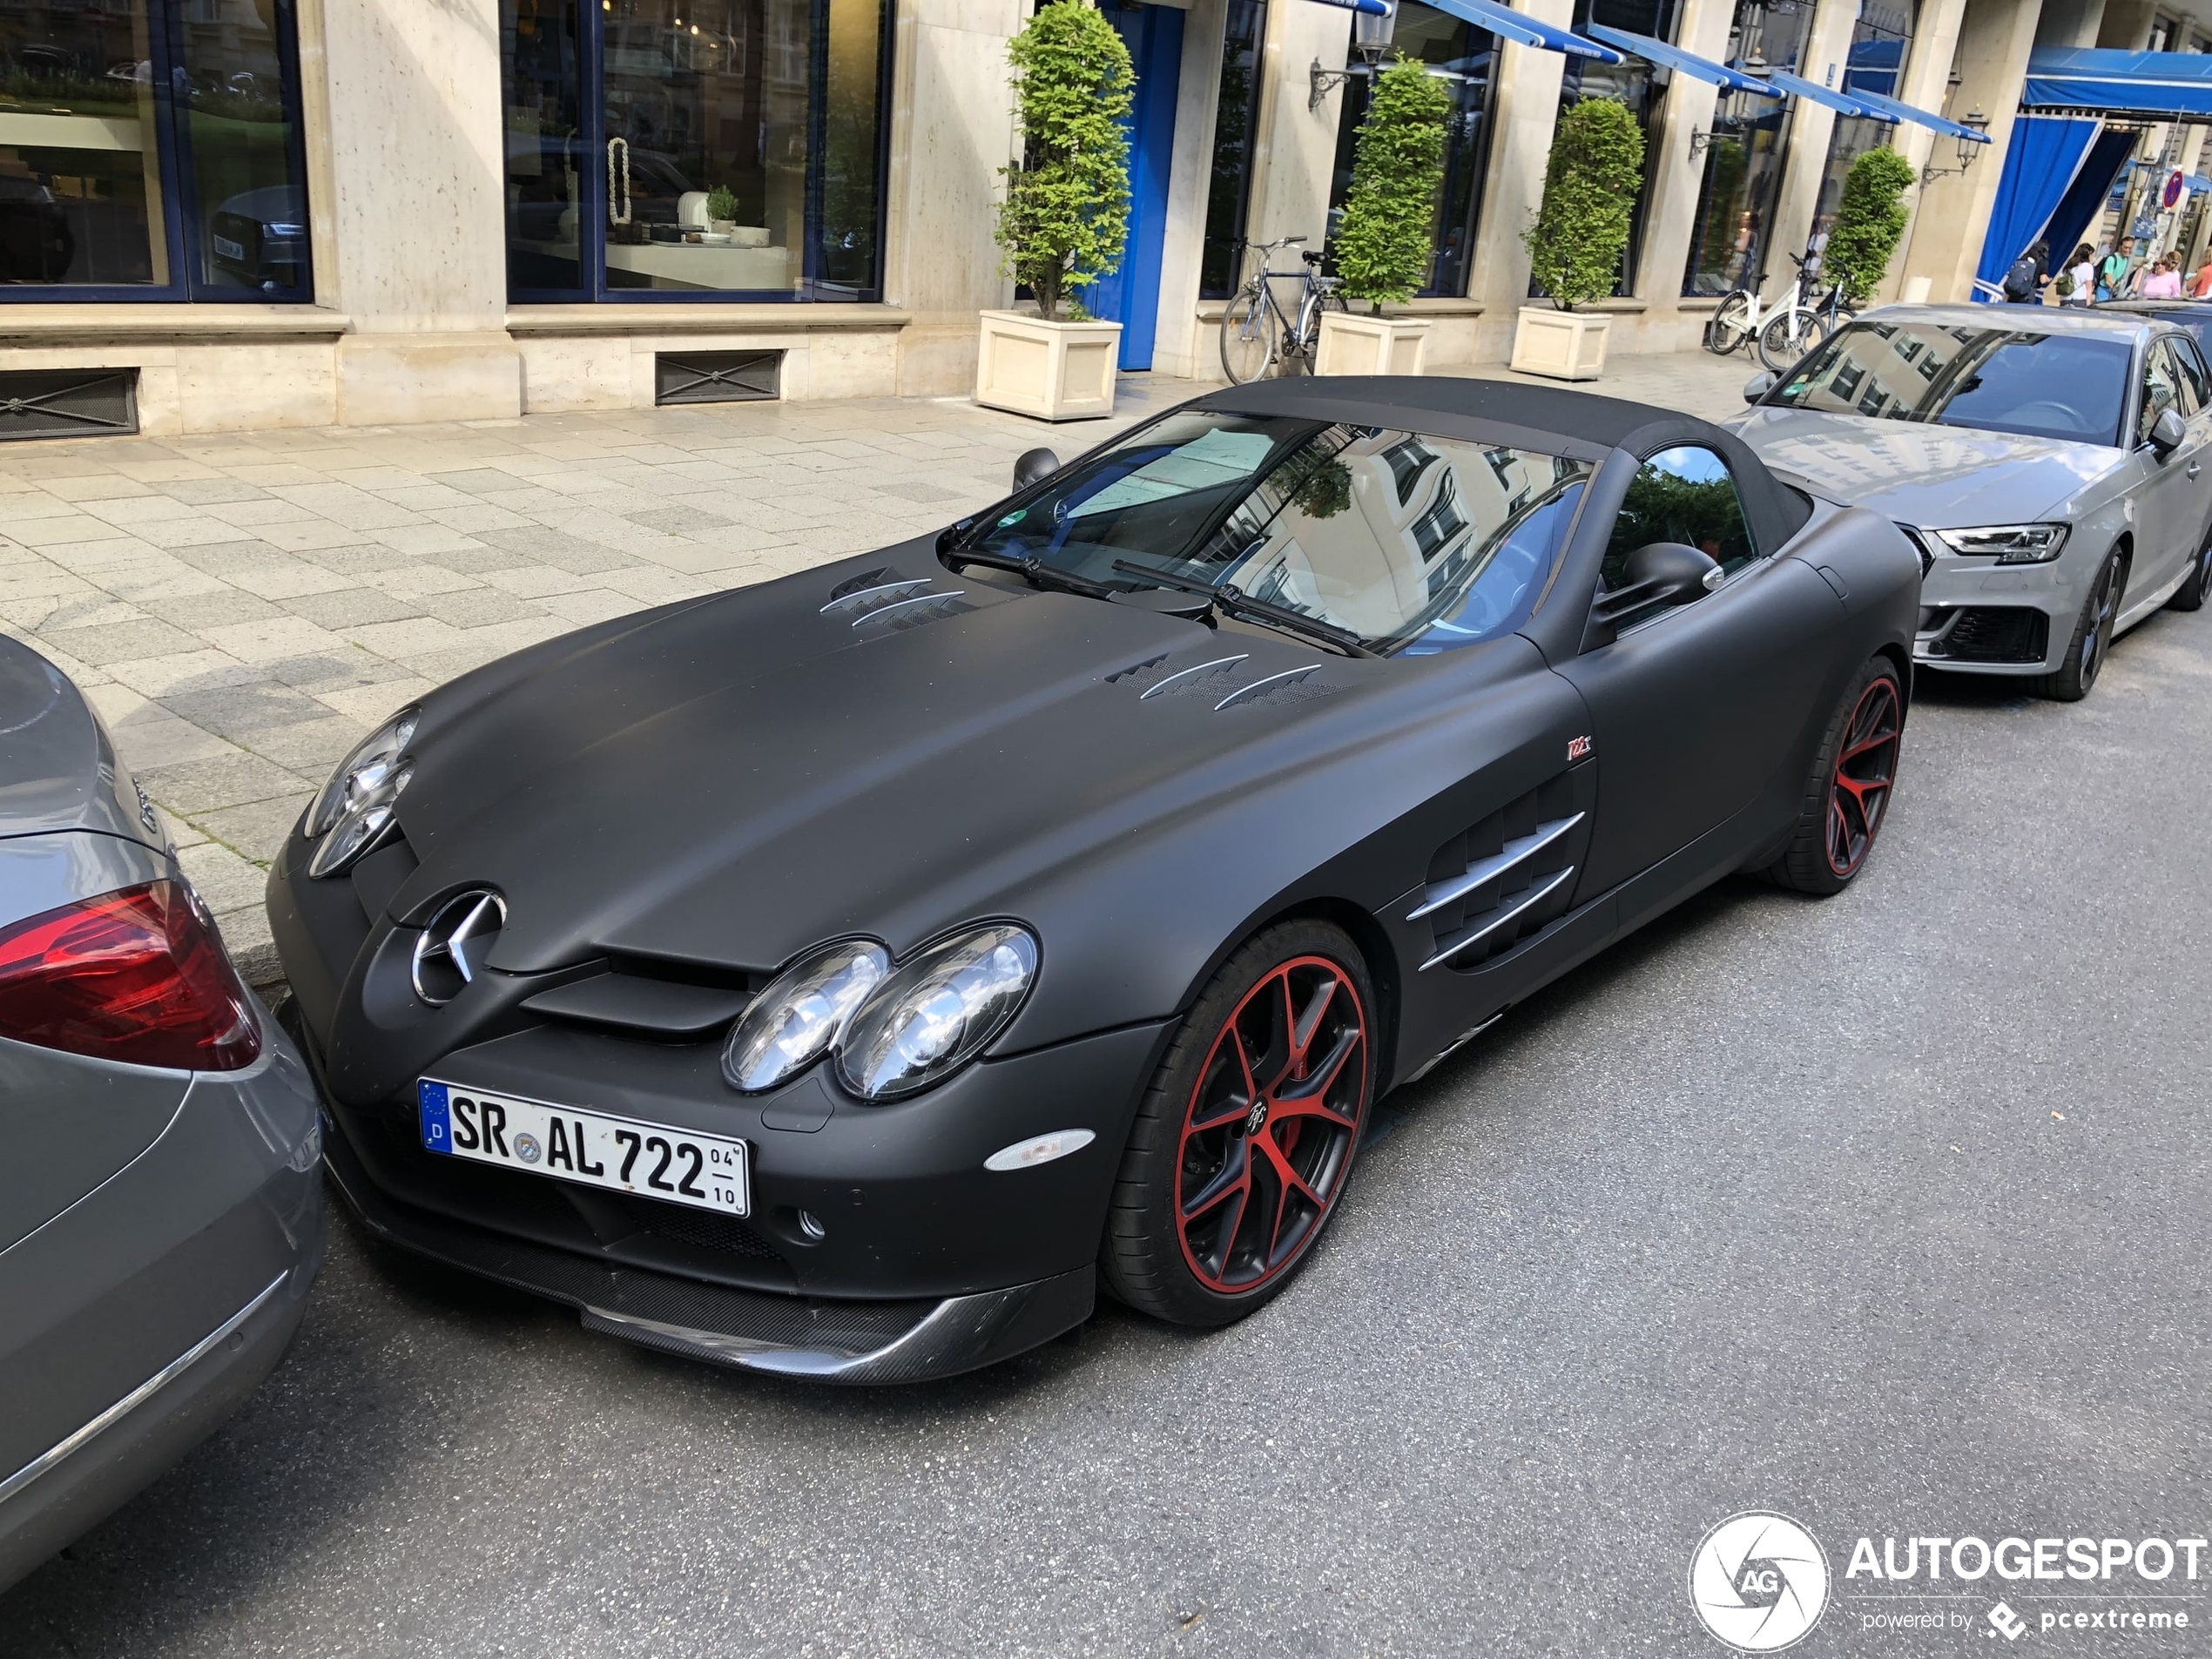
[1584,24,1781,96]
[1843,37,1905,99]
[1843,85,1992,142]
[1303,0,1394,16]
[1422,0,1622,62]
[2024,47,2212,117]
[1764,69,1898,122]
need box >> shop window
[1320,0,1495,298]
[1552,0,1678,298]
[1198,0,1266,300]
[502,0,891,302]
[1681,0,1807,296]
[0,0,311,299]
[1813,0,1917,235]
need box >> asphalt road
[6,611,2209,1658]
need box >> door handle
[2190,461,2202,479]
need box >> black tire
[2039,549,2123,700]
[1704,291,1751,355]
[1101,920,1375,1326]
[1757,307,1828,374]
[1763,655,1905,896]
[1220,290,1275,384]
[2167,524,2212,612]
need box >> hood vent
[1103,652,1170,685]
[850,590,974,636]
[1213,665,1334,712]
[1138,654,1248,701]
[822,571,934,623]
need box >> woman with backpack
[2001,241,2051,303]
[2060,243,2097,306]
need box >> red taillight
[0,880,262,1071]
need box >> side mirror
[1591,542,1722,628]
[1743,370,1777,405]
[1013,447,1061,490]
[2150,406,2188,457]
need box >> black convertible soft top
[1200,374,1811,554]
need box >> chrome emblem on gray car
[411,889,506,1007]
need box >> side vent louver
[1415,773,1582,972]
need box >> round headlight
[834,923,1039,1102]
[721,939,889,1094]
[305,708,417,879]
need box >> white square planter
[1509,307,1611,381]
[1314,311,1430,376]
[974,310,1122,421]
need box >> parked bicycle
[1704,246,1857,372]
[1220,235,1346,383]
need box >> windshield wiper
[947,545,1123,601]
[1111,559,1374,658]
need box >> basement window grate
[655,350,781,405]
[0,369,137,441]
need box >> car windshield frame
[1761,321,2135,448]
[947,408,1595,658]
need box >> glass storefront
[1557,0,1679,296]
[1681,0,1809,295]
[0,0,308,297]
[1198,0,1266,300]
[1813,0,1915,234]
[502,0,890,302]
[1324,0,1496,298]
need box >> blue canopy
[1844,84,1993,143]
[1422,0,1622,62]
[1973,115,2103,300]
[1764,69,1898,122]
[2024,47,2212,117]
[1584,24,1781,96]
[1844,37,1905,98]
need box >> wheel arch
[1231,895,1405,1097]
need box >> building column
[2034,0,2107,48]
[1240,0,1350,257]
[1869,0,1973,304]
[300,0,522,424]
[1762,0,1863,285]
[1896,0,2046,304]
[1153,0,1231,378]
[880,0,1027,395]
[1462,0,1572,359]
[1630,0,1732,328]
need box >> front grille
[611,1193,781,1259]
[1930,606,2048,664]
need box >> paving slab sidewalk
[0,352,1750,983]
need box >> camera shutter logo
[1689,1512,1831,1652]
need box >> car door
[2127,338,2206,602]
[2159,333,2212,582]
[1550,445,1845,907]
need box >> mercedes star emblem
[411,889,506,1007]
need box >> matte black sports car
[268,379,1918,1383]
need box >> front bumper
[0,1023,325,1594]
[1912,542,2094,675]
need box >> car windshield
[1764,321,2133,447]
[956,411,1591,656]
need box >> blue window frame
[0,0,314,302]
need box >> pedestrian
[2141,253,2184,297]
[2099,236,2139,301]
[2062,242,2097,305]
[2193,252,2212,298]
[2000,240,2050,302]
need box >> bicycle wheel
[1220,290,1276,384]
[1757,307,1829,374]
[1705,291,1752,355]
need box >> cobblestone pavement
[0,351,1750,981]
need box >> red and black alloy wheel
[1825,675,1902,879]
[1173,955,1368,1295]
[1102,920,1376,1325]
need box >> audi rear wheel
[1102,920,1374,1326]
[2167,524,2212,612]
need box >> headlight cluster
[1933,523,2069,564]
[722,923,1039,1103]
[305,708,416,879]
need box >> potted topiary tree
[1513,96,1645,381]
[976,1,1133,421]
[1824,147,1918,305]
[1316,57,1452,376]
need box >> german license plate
[417,1079,749,1216]
[212,234,246,260]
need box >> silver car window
[2168,335,2211,414]
[2139,341,2183,444]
